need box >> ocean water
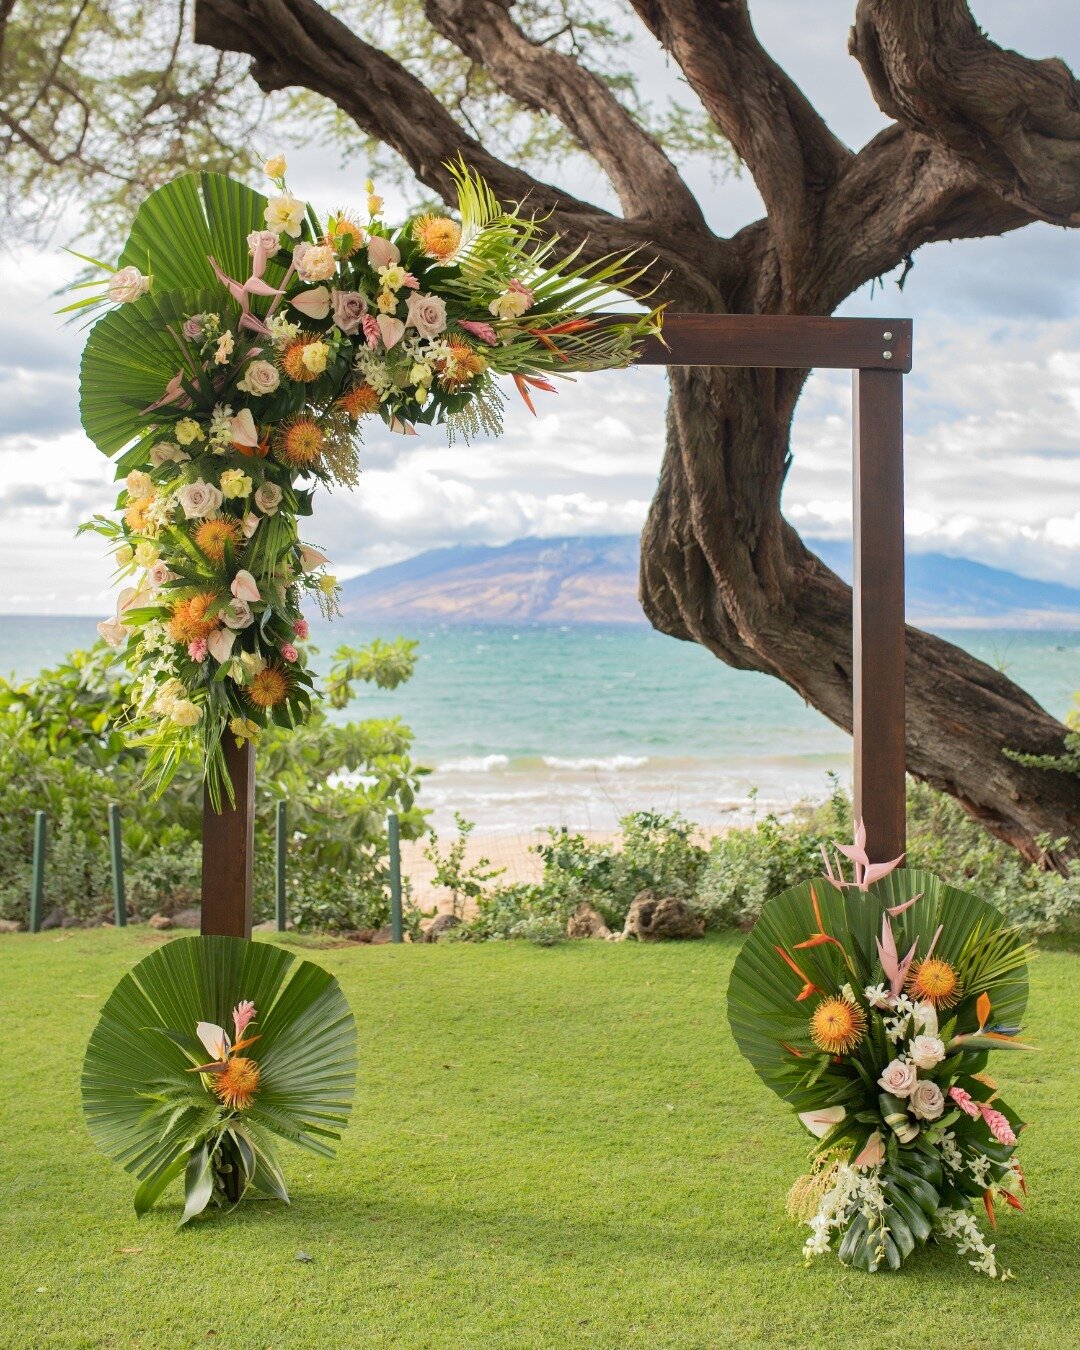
[1,616,1076,833]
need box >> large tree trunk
[640,365,1080,865]
[193,0,1080,865]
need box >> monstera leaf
[79,172,293,458]
[82,936,356,1218]
[727,868,1029,1110]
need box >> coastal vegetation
[2,642,1077,941]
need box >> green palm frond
[82,936,356,1215]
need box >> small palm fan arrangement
[82,936,356,1223]
[71,155,658,807]
[727,824,1034,1278]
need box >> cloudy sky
[2,0,1079,614]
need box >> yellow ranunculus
[300,341,329,375]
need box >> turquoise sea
[1,617,1076,833]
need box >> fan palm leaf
[82,936,356,1215]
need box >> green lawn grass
[2,930,1077,1349]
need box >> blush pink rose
[405,291,447,338]
[877,1059,917,1098]
[331,289,368,334]
[281,643,298,663]
[293,617,310,639]
[908,1079,945,1121]
[107,265,150,304]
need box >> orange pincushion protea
[168,592,218,644]
[276,416,325,469]
[906,957,962,1008]
[413,214,461,260]
[194,517,241,563]
[280,334,323,383]
[809,996,866,1055]
[337,382,380,419]
[247,664,290,709]
[124,496,155,533]
[324,210,364,256]
[213,1056,260,1110]
[437,338,486,390]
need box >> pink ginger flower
[293,617,310,640]
[980,1103,1018,1146]
[187,637,209,662]
[362,313,381,348]
[949,1085,980,1119]
[281,642,298,663]
[457,319,498,346]
[400,272,420,289]
[232,999,257,1039]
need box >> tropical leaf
[82,936,357,1212]
[726,869,1029,1110]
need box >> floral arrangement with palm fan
[69,154,659,807]
[727,824,1034,1278]
[82,936,356,1223]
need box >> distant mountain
[339,535,1080,628]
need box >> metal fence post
[30,811,47,933]
[108,803,126,928]
[387,812,403,943]
[275,799,287,932]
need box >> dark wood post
[852,367,906,863]
[201,737,255,938]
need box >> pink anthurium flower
[231,569,261,602]
[367,234,400,269]
[229,408,259,449]
[798,1105,845,1138]
[853,1130,886,1168]
[291,286,331,320]
[207,628,236,664]
[196,1020,231,1063]
[377,314,405,349]
[388,416,418,435]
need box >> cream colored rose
[238,360,280,397]
[222,597,255,630]
[125,470,153,498]
[908,1079,945,1121]
[255,483,283,515]
[909,1035,946,1070]
[488,289,530,321]
[176,479,224,519]
[405,291,447,338]
[265,194,306,238]
[300,341,329,375]
[175,418,204,445]
[219,468,253,500]
[263,154,287,179]
[877,1058,917,1098]
[107,265,150,304]
[150,441,188,466]
[170,699,202,727]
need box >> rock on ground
[423,913,462,943]
[621,891,705,942]
[148,912,174,930]
[566,903,612,939]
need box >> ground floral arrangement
[727,825,1034,1278]
[82,936,356,1222]
[72,156,657,806]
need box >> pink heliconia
[821,817,905,892]
[208,255,284,338]
[980,1104,1018,1146]
[876,912,918,998]
[949,1085,981,1119]
[457,319,498,346]
[142,370,187,414]
[232,999,257,1039]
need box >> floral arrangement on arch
[72,157,658,805]
[727,824,1034,1278]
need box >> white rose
[405,291,447,338]
[265,194,306,238]
[909,1035,946,1070]
[170,700,202,728]
[488,289,529,321]
[908,1079,945,1121]
[222,597,255,629]
[176,479,224,519]
[107,265,150,304]
[255,483,283,515]
[877,1058,917,1098]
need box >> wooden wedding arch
[202,313,912,940]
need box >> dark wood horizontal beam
[609,313,912,371]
